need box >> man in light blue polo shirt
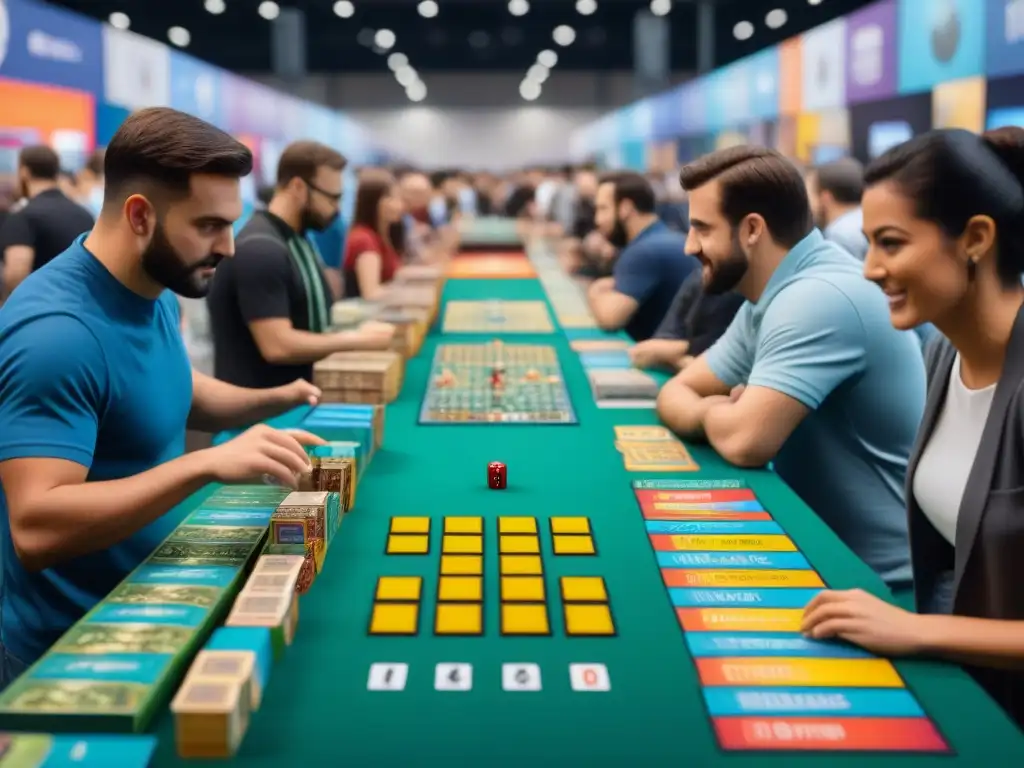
[657,145,925,589]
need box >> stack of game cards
[312,351,403,405]
[299,448,357,511]
[225,559,301,659]
[588,369,660,408]
[170,650,256,758]
[265,492,340,592]
[372,306,430,357]
[205,626,273,710]
[329,298,378,328]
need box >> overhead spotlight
[527,63,549,83]
[108,11,130,29]
[407,80,427,102]
[418,0,439,18]
[168,26,191,47]
[733,20,754,40]
[520,80,541,101]
[808,0,823,5]
[553,25,576,46]
[576,0,597,15]
[396,65,418,87]
[650,0,671,16]
[537,49,557,67]
[204,0,226,14]
[765,9,787,28]
[508,0,530,17]
[374,28,396,49]
[333,1,355,17]
[258,1,280,20]
[387,52,408,71]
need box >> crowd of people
[0,106,1022,730]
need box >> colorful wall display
[102,27,170,110]
[986,0,1024,78]
[778,37,803,116]
[0,0,103,94]
[223,76,284,140]
[933,75,987,131]
[747,48,781,121]
[801,18,848,112]
[849,92,933,161]
[650,88,683,140]
[0,77,94,147]
[897,0,986,94]
[845,0,900,104]
[169,51,223,127]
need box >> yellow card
[659,534,798,551]
[664,569,825,588]
[697,657,903,688]
[678,607,805,632]
[614,425,676,442]
[617,441,699,472]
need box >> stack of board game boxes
[264,491,341,593]
[0,484,291,734]
[312,350,404,405]
[172,555,303,758]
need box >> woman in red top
[343,173,406,300]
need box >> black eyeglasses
[304,179,343,204]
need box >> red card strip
[714,716,949,752]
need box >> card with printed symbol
[434,663,472,691]
[502,663,542,692]
[569,663,610,692]
[367,663,408,691]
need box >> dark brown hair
[813,157,864,205]
[599,172,657,214]
[276,140,347,188]
[84,148,105,177]
[865,127,1024,285]
[103,107,252,203]
[352,172,402,252]
[18,145,61,181]
[680,145,813,248]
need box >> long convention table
[142,252,1024,764]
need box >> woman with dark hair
[342,172,405,300]
[801,127,1024,727]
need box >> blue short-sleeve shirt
[611,220,697,341]
[0,236,193,663]
[705,230,925,587]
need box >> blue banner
[169,50,224,127]
[679,80,705,136]
[986,0,1024,78]
[650,87,683,140]
[95,101,131,146]
[747,47,781,120]
[0,0,103,94]
[897,0,986,93]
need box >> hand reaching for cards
[801,588,929,656]
[354,321,396,349]
[278,379,321,407]
[205,425,326,489]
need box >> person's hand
[801,588,930,656]
[205,425,325,489]
[629,339,676,369]
[277,379,321,407]
[356,320,396,349]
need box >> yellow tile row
[368,600,612,636]
[385,516,598,557]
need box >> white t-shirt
[913,354,996,545]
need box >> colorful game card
[669,587,822,609]
[617,442,698,472]
[713,716,949,752]
[703,687,924,716]
[633,479,747,490]
[642,508,773,521]
[696,658,904,688]
[685,632,873,659]
[677,608,806,633]
[646,521,784,535]
[657,552,812,569]
[650,534,798,552]
[662,569,824,588]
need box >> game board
[442,300,554,334]
[446,257,537,280]
[633,478,951,754]
[419,341,577,424]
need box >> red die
[488,461,507,490]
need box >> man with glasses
[207,140,394,390]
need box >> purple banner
[845,0,898,105]
[222,73,284,139]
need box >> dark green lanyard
[287,235,329,332]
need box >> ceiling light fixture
[520,80,541,101]
[576,0,597,15]
[508,0,530,17]
[387,52,408,70]
[258,1,280,21]
[537,49,557,67]
[553,25,576,46]
[418,0,439,18]
[733,20,754,40]
[765,9,787,29]
[406,80,427,102]
[333,1,355,18]
[108,11,130,29]
[204,0,225,14]
[168,26,190,47]
[650,0,671,16]
[374,28,396,49]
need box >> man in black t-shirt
[0,146,94,294]
[207,141,394,390]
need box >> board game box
[420,341,577,424]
